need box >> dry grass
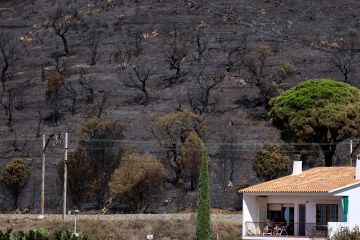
[0,217,242,240]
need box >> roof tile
[239,167,360,193]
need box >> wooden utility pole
[63,132,68,220]
[41,134,45,215]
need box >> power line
[0,136,356,146]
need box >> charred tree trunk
[60,34,69,55]
[321,143,337,167]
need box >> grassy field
[0,217,242,240]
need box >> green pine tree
[195,139,211,240]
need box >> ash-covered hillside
[0,0,359,212]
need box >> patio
[244,221,328,239]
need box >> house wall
[242,193,343,237]
[332,184,360,227]
[267,195,343,223]
[242,194,258,236]
[267,195,342,235]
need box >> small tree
[47,7,81,55]
[79,71,96,104]
[195,138,211,240]
[58,148,91,209]
[150,110,206,185]
[179,132,203,191]
[0,32,16,93]
[1,159,28,209]
[86,30,101,66]
[187,69,225,115]
[121,65,154,105]
[253,144,288,181]
[109,153,164,213]
[217,136,238,190]
[162,28,188,88]
[218,36,247,72]
[77,117,125,209]
[45,70,66,124]
[240,45,298,110]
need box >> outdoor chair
[279,225,288,236]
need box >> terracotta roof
[239,167,360,193]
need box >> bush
[108,153,165,213]
[1,159,29,209]
[0,229,12,240]
[11,229,90,240]
[331,226,360,240]
[13,228,49,240]
[53,229,90,240]
[253,144,288,181]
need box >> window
[316,204,338,226]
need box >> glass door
[283,206,294,235]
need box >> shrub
[14,228,50,240]
[253,144,288,181]
[331,226,360,240]
[1,159,29,209]
[54,229,90,240]
[0,229,12,240]
[12,229,90,240]
[28,228,49,240]
[109,153,165,213]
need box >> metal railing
[245,221,328,237]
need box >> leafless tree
[64,82,78,115]
[121,65,155,105]
[79,71,96,104]
[48,7,81,55]
[0,89,15,127]
[50,52,67,75]
[217,136,238,191]
[130,30,143,58]
[86,30,101,66]
[161,28,188,88]
[110,43,133,69]
[218,35,247,72]
[193,29,208,63]
[41,66,46,82]
[330,37,359,83]
[0,78,33,127]
[187,68,225,115]
[109,31,142,68]
[0,32,16,93]
[86,93,109,118]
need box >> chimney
[292,161,303,176]
[356,155,360,180]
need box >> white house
[239,160,360,240]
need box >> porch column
[294,204,299,235]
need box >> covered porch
[242,193,347,239]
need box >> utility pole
[41,134,45,216]
[350,139,353,166]
[63,132,68,220]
